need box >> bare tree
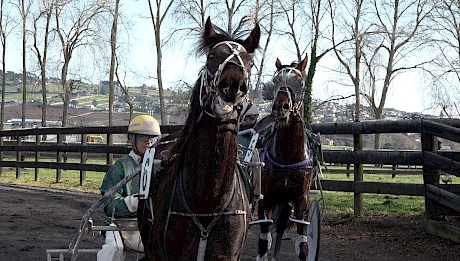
[252,0,276,98]
[276,0,336,122]
[115,56,134,121]
[328,0,369,216]
[361,0,432,149]
[108,0,119,126]
[14,0,32,128]
[147,0,175,125]
[54,0,108,127]
[426,0,460,116]
[0,0,15,131]
[31,0,55,129]
[328,0,372,122]
[0,0,14,177]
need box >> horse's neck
[182,116,238,211]
[273,121,306,164]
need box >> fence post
[107,133,113,166]
[80,134,87,186]
[16,136,22,179]
[421,120,441,221]
[56,134,63,183]
[0,138,3,177]
[35,134,40,181]
[353,133,363,217]
[391,165,396,179]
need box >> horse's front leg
[293,195,309,261]
[256,200,273,261]
[272,203,292,261]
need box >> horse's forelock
[271,74,304,102]
[197,25,257,55]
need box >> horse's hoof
[256,253,268,261]
[298,242,308,261]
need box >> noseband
[198,41,251,119]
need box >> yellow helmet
[128,115,161,136]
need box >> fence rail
[1,119,459,242]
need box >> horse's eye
[240,83,248,93]
[207,54,215,61]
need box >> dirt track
[0,183,459,261]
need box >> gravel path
[0,183,458,261]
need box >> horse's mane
[166,78,202,164]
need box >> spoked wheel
[307,198,321,261]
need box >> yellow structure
[87,135,105,144]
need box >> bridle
[198,41,251,120]
[273,66,305,115]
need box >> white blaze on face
[214,96,234,116]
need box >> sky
[2,1,433,116]
[120,2,433,115]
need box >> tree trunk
[108,0,119,127]
[22,3,26,129]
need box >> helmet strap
[128,133,140,155]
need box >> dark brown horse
[256,56,316,261]
[138,17,260,261]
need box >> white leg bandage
[259,232,272,250]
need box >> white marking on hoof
[256,253,268,261]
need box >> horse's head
[271,55,308,122]
[198,17,260,119]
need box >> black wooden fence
[0,119,459,242]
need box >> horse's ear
[297,55,308,72]
[204,17,216,39]
[242,23,260,53]
[275,58,282,71]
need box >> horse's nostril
[282,103,290,111]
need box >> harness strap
[174,169,239,237]
[164,168,246,260]
[264,149,313,169]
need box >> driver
[240,102,260,131]
[97,115,161,261]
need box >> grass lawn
[0,161,445,215]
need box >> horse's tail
[270,202,292,234]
